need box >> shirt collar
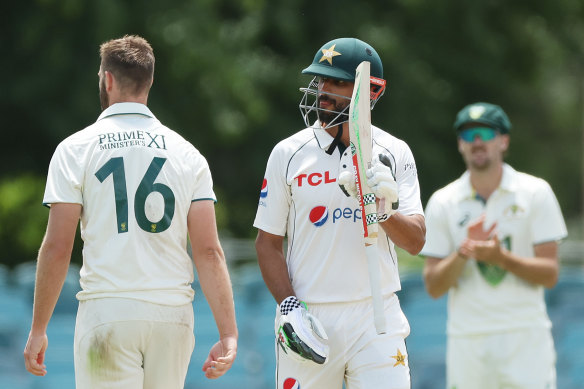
[456,163,516,202]
[499,163,517,191]
[311,121,336,150]
[97,102,155,122]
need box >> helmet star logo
[319,44,341,65]
[391,349,406,367]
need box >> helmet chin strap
[326,123,347,155]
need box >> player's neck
[324,123,350,147]
[107,87,149,106]
[108,95,149,106]
[469,163,503,201]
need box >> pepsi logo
[309,206,362,226]
[260,178,268,198]
[309,206,328,227]
[283,377,300,389]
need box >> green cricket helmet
[299,38,387,130]
[302,38,384,81]
[453,102,512,134]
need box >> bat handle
[365,244,387,334]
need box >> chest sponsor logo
[283,378,300,389]
[309,206,361,227]
[309,206,329,226]
[477,236,510,286]
[477,262,507,285]
[296,171,336,187]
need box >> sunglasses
[459,127,498,142]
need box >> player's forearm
[255,238,294,304]
[423,252,467,299]
[31,203,79,334]
[195,247,238,339]
[498,250,559,288]
[31,244,71,334]
[257,255,295,304]
[380,213,426,255]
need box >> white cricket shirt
[421,164,567,335]
[254,124,424,303]
[44,103,216,306]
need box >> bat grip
[365,244,387,334]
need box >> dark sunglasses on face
[459,127,498,142]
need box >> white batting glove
[338,149,358,198]
[366,154,399,220]
[276,296,329,365]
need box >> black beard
[318,110,337,125]
[317,96,349,126]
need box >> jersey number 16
[95,157,175,234]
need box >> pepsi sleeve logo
[260,178,268,198]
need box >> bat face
[348,60,388,335]
[348,61,377,242]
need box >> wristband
[280,296,301,315]
[377,213,390,223]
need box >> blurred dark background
[1,0,583,268]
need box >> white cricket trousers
[447,327,556,389]
[276,293,411,389]
[74,298,195,389]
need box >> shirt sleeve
[530,180,567,244]
[43,141,84,206]
[420,192,453,258]
[191,152,216,202]
[253,145,291,236]
[393,141,424,217]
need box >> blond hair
[99,35,155,95]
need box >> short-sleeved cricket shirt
[44,102,216,306]
[253,124,424,303]
[421,164,567,335]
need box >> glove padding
[338,149,358,198]
[276,296,329,365]
[366,154,399,220]
[338,152,399,220]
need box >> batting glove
[276,296,329,365]
[338,149,358,198]
[366,154,399,220]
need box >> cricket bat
[348,61,387,335]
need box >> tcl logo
[296,171,336,187]
[309,206,361,227]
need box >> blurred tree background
[1,0,583,268]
